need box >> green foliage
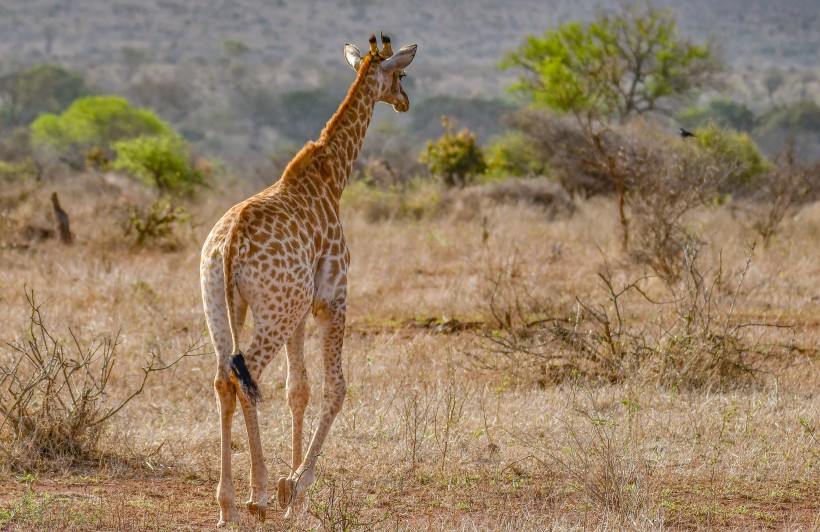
[678,99,756,132]
[0,64,89,130]
[485,131,546,178]
[693,124,770,188]
[30,96,172,165]
[113,133,204,194]
[420,116,487,188]
[501,1,716,121]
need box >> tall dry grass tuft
[0,289,205,472]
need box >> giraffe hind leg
[202,254,246,527]
[238,306,308,522]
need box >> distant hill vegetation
[0,0,816,164]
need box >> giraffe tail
[222,211,261,404]
[229,352,260,404]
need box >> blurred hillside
[0,0,817,164]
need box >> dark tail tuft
[229,353,260,404]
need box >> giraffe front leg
[279,301,346,509]
[214,374,239,527]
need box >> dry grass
[0,173,818,529]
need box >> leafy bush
[30,96,172,166]
[420,116,487,188]
[692,124,770,190]
[485,131,547,178]
[113,133,204,195]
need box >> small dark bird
[679,127,696,139]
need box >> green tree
[0,64,89,129]
[501,2,718,122]
[420,116,487,188]
[113,133,204,194]
[30,95,172,164]
[500,1,719,247]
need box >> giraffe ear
[381,44,417,72]
[344,44,362,71]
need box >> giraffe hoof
[246,500,266,522]
[217,507,238,527]
[277,476,296,509]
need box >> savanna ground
[0,172,818,530]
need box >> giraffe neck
[278,55,379,204]
[313,64,379,202]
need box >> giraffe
[200,33,416,526]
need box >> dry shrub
[446,178,575,222]
[733,142,820,246]
[123,197,192,248]
[343,177,575,227]
[0,183,57,250]
[0,290,202,471]
[507,110,814,270]
[508,110,613,197]
[601,124,723,282]
[475,242,798,390]
[306,474,388,531]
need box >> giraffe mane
[283,53,375,178]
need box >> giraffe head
[344,33,417,113]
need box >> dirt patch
[0,473,817,530]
